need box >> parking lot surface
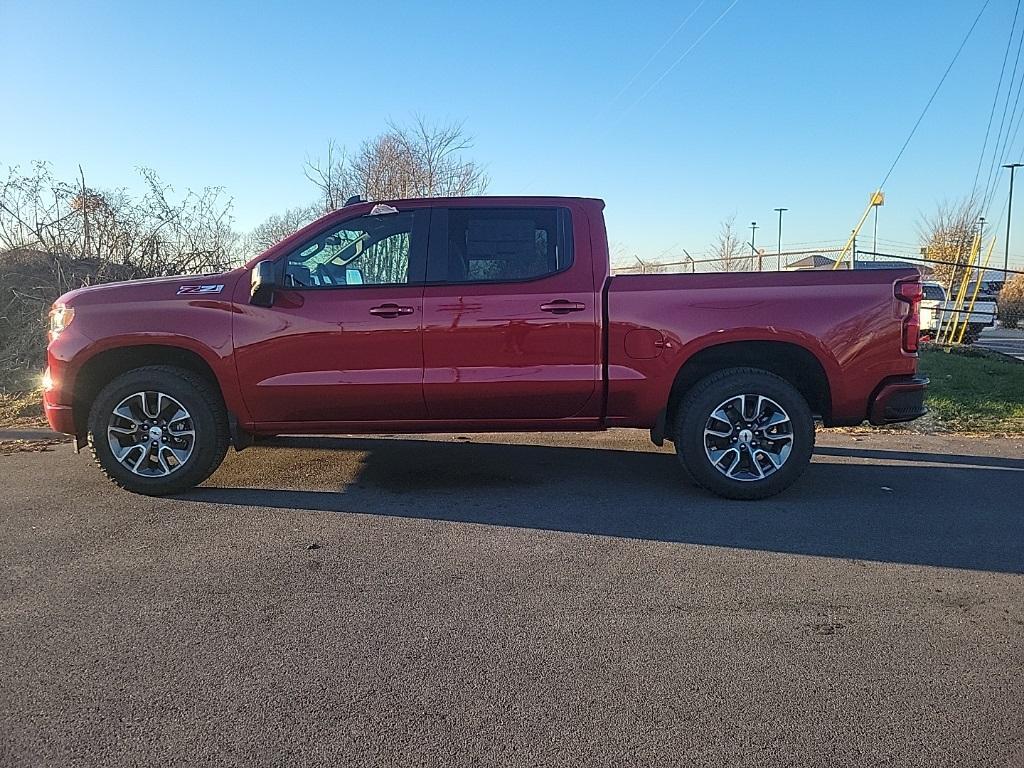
[977,327,1024,360]
[2,429,1023,767]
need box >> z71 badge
[176,284,224,295]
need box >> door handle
[369,304,414,317]
[540,300,586,314]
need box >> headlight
[48,304,75,341]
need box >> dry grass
[0,389,46,429]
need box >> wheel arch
[663,340,832,441]
[72,343,227,437]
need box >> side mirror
[250,260,277,307]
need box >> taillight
[895,279,922,353]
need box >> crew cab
[43,196,927,500]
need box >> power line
[603,0,710,113]
[981,6,1024,210]
[618,0,742,119]
[877,0,992,191]
[971,0,1021,201]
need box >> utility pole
[774,208,787,271]
[750,221,759,269]
[1002,163,1023,277]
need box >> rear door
[420,204,600,420]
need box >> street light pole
[1002,163,1023,277]
[750,221,759,270]
[774,208,787,271]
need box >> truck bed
[604,268,921,427]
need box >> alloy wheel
[703,393,794,482]
[106,391,196,477]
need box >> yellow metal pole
[935,241,965,342]
[943,232,980,345]
[937,233,974,343]
[955,236,996,344]
[831,192,882,270]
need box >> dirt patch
[0,390,46,429]
[0,438,63,456]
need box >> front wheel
[88,365,229,495]
[674,368,815,500]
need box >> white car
[920,281,997,342]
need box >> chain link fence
[611,247,1024,352]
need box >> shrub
[999,274,1024,329]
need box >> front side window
[284,211,415,287]
[444,207,572,283]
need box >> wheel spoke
[167,406,188,424]
[156,448,172,474]
[114,444,143,464]
[708,446,739,465]
[132,447,150,473]
[724,451,742,477]
[113,401,141,425]
[164,445,190,465]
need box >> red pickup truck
[43,196,927,499]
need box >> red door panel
[233,287,426,424]
[422,288,598,419]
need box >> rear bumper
[868,376,929,425]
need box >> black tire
[674,367,814,500]
[87,365,229,495]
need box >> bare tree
[0,162,241,379]
[0,162,240,276]
[919,198,982,285]
[712,216,749,272]
[304,117,489,210]
[246,204,320,254]
[303,140,350,214]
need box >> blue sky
[3,0,1024,267]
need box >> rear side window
[440,207,573,283]
[922,284,946,301]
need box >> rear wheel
[87,366,229,495]
[675,367,814,500]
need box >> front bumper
[43,365,77,435]
[868,376,929,425]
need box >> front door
[421,205,600,420]
[234,207,430,425]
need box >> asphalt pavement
[1,429,1023,767]
[976,327,1024,361]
